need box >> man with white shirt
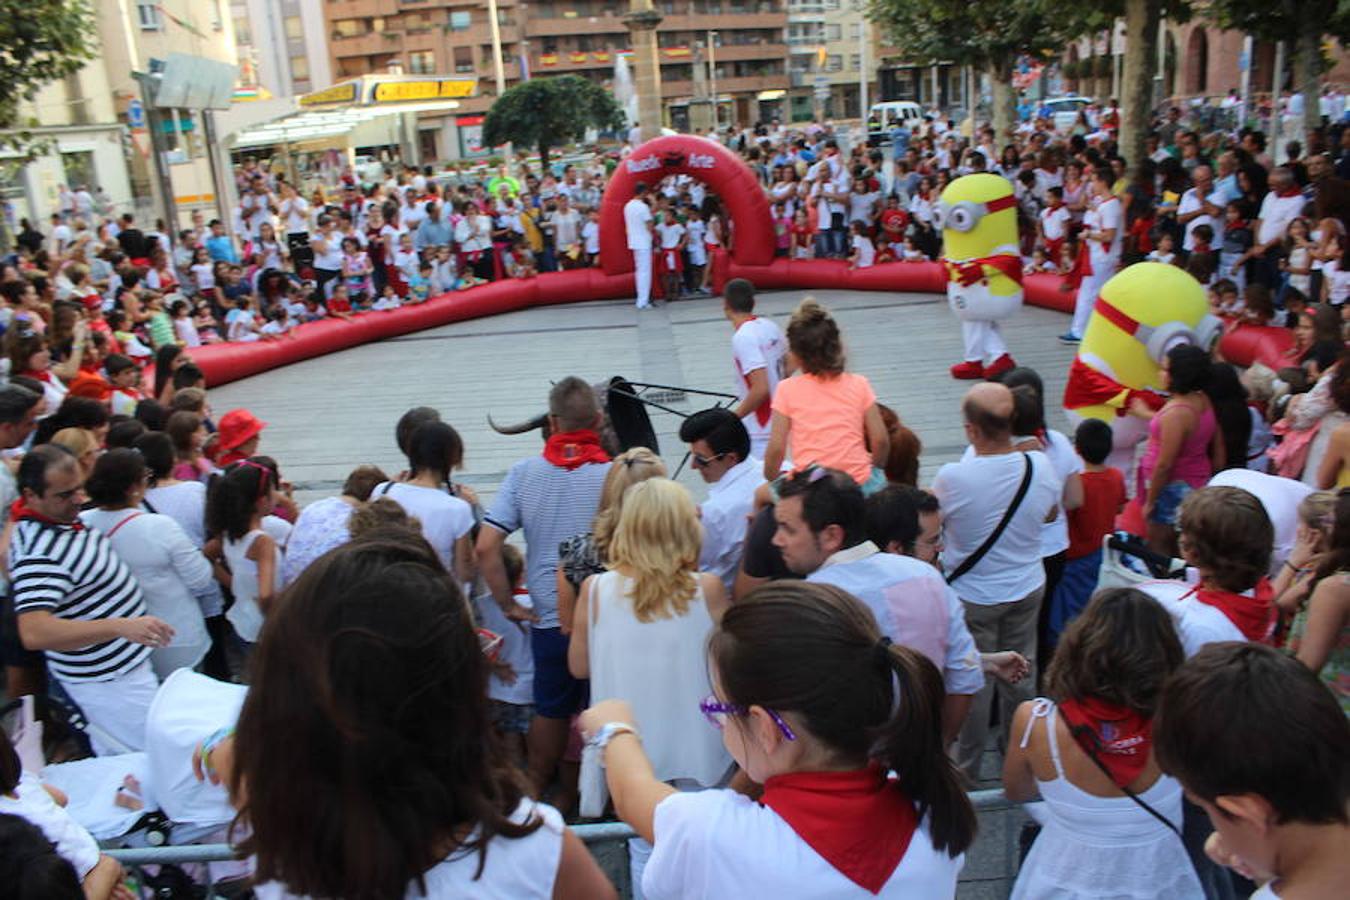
[624,182,655,309]
[723,279,787,459]
[1243,167,1308,288]
[1177,165,1222,254]
[1207,469,1312,575]
[1063,166,1123,344]
[932,383,1060,777]
[278,183,312,269]
[679,408,764,593]
[773,467,984,744]
[1137,486,1275,657]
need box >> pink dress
[1137,403,1217,496]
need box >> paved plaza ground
[212,288,1078,508]
[212,288,1077,897]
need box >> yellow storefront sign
[369,80,476,103]
[299,82,358,107]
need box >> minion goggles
[1094,296,1223,363]
[933,195,1017,232]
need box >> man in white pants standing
[1061,166,1122,344]
[625,182,654,309]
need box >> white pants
[1071,268,1113,338]
[60,660,159,756]
[632,247,652,307]
[961,319,1009,365]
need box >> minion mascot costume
[1062,262,1222,472]
[939,174,1023,380]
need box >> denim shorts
[530,626,589,719]
[490,700,535,735]
[1149,480,1193,525]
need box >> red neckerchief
[1058,696,1152,789]
[736,318,774,427]
[1188,579,1277,644]
[20,369,52,384]
[1277,186,1302,198]
[1193,239,1212,255]
[1064,242,1093,290]
[944,253,1024,287]
[1227,219,1250,232]
[760,765,917,894]
[1063,358,1166,415]
[541,429,611,470]
[9,500,83,531]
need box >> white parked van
[867,101,924,145]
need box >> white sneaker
[636,302,652,309]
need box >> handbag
[947,453,1032,586]
[1096,532,1186,590]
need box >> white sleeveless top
[587,571,731,789]
[1009,699,1203,900]
[224,529,280,643]
[254,799,565,899]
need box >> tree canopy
[483,75,626,168]
[0,0,98,159]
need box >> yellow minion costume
[938,174,1024,380]
[1062,263,1222,470]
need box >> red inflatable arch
[599,135,776,274]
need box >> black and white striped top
[10,518,150,682]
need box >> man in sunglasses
[679,408,764,593]
[772,466,983,744]
[11,444,172,755]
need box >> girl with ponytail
[579,580,974,898]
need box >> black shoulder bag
[946,452,1032,586]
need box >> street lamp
[707,29,718,128]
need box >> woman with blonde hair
[49,427,98,482]
[556,447,665,633]
[1273,490,1336,626]
[567,477,731,891]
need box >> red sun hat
[217,409,267,452]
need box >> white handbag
[1096,532,1186,591]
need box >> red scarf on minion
[542,429,610,470]
[1058,697,1152,789]
[761,765,917,894]
[1062,358,1166,416]
[1190,579,1278,644]
[944,254,1024,287]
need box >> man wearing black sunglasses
[679,408,764,593]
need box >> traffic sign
[128,99,145,129]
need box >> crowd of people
[0,101,1349,900]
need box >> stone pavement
[211,288,1076,898]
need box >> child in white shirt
[901,236,926,262]
[1147,232,1178,266]
[848,221,875,269]
[581,211,601,266]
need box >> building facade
[318,0,790,160]
[231,0,332,99]
[786,0,878,123]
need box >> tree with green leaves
[0,0,97,160]
[1207,0,1350,141]
[483,75,626,170]
[866,0,1066,140]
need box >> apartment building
[231,0,332,99]
[320,0,789,159]
[786,0,877,122]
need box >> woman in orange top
[764,299,890,493]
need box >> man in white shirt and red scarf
[476,376,612,811]
[723,279,786,460]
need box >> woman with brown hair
[165,410,214,484]
[194,538,616,899]
[580,580,973,897]
[1003,588,1201,899]
[1286,488,1350,714]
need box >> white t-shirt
[848,191,880,226]
[311,231,344,270]
[582,221,600,254]
[1086,196,1124,273]
[1256,191,1307,246]
[698,457,765,592]
[851,234,875,268]
[280,197,310,235]
[1136,579,1246,657]
[961,431,1077,557]
[642,789,963,899]
[0,771,101,878]
[657,221,686,250]
[255,799,565,899]
[686,220,708,265]
[933,451,1061,605]
[1040,205,1071,241]
[731,316,787,448]
[1207,469,1313,573]
[1179,187,1223,251]
[624,198,653,250]
[371,482,474,574]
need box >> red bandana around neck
[1191,578,1277,644]
[944,253,1025,288]
[541,429,611,470]
[760,765,917,894]
[1277,186,1302,199]
[9,499,83,531]
[1058,697,1152,789]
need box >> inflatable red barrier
[186,267,634,387]
[1217,321,1296,369]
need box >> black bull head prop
[488,377,663,457]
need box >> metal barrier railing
[106,788,1016,867]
